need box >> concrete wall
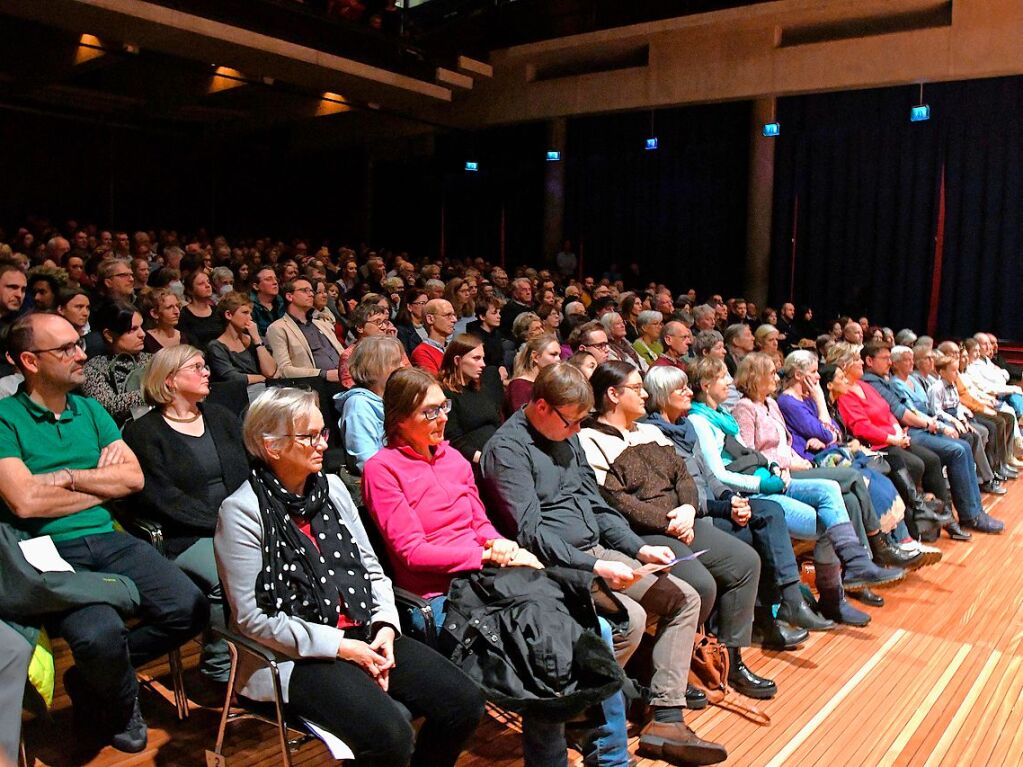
[453,0,1023,126]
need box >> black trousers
[644,517,760,647]
[50,532,209,714]
[287,635,485,767]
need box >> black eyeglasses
[551,406,587,429]
[30,338,86,360]
[284,428,330,447]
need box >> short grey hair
[693,304,716,323]
[243,387,320,462]
[693,329,723,357]
[349,336,403,389]
[636,310,663,332]
[781,349,817,386]
[564,300,586,317]
[424,278,444,292]
[210,266,234,287]
[599,312,622,336]
[891,345,913,362]
[644,365,688,413]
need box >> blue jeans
[418,599,629,766]
[1000,392,1023,417]
[908,429,983,521]
[758,477,849,539]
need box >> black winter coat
[443,565,624,722]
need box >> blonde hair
[141,345,203,405]
[242,387,320,462]
[512,333,558,379]
[734,352,778,401]
[349,336,403,389]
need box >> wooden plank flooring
[23,485,1023,767]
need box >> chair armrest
[117,513,166,557]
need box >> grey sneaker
[110,697,148,753]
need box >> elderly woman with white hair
[631,310,664,366]
[600,311,645,370]
[215,387,485,767]
[123,344,249,681]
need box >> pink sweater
[362,441,500,598]
[731,396,799,470]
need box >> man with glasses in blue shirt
[0,313,207,753]
[266,278,344,381]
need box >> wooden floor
[24,484,1023,767]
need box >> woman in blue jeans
[363,368,631,767]
[686,357,904,625]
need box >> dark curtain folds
[937,78,1023,339]
[564,102,750,293]
[769,87,943,332]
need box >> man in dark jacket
[481,363,727,766]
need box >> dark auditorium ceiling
[0,14,438,146]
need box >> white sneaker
[902,540,942,566]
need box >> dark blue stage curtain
[937,77,1023,339]
[563,102,750,294]
[771,75,1023,339]
[769,86,943,332]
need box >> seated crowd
[0,218,1019,767]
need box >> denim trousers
[758,477,848,539]
[50,532,208,712]
[908,429,983,521]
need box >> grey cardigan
[214,475,400,702]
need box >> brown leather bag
[687,628,771,725]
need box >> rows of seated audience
[0,217,1020,767]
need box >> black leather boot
[869,532,924,570]
[727,647,777,699]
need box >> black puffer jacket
[443,565,625,723]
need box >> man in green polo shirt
[0,313,208,753]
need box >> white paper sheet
[300,718,356,761]
[19,536,76,573]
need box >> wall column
[745,97,776,307]
[543,117,567,263]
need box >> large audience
[0,217,1019,766]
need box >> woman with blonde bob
[122,345,249,681]
[216,387,485,767]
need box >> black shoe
[849,587,885,607]
[946,521,973,541]
[777,600,836,632]
[726,649,776,700]
[753,617,809,651]
[110,697,148,754]
[869,533,925,571]
[980,481,1007,495]
[686,683,708,710]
